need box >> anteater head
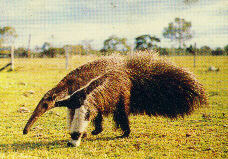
[23,89,86,135]
[23,90,59,135]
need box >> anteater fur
[50,56,124,100]
[56,70,132,137]
[55,53,208,140]
[23,56,124,135]
[125,54,208,118]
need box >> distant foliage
[101,35,130,55]
[135,34,160,51]
[212,48,224,56]
[64,45,86,55]
[41,47,65,58]
[0,26,17,46]
[199,46,212,55]
[186,45,195,55]
[163,18,193,48]
[14,47,28,57]
[224,45,228,55]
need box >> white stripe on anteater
[57,75,104,132]
[67,108,75,131]
[69,105,90,147]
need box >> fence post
[10,45,14,71]
[193,43,197,68]
[65,46,69,70]
[27,34,31,58]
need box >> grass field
[0,55,227,158]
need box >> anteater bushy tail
[126,53,208,118]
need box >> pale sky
[1,0,227,50]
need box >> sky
[1,0,227,50]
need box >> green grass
[0,55,227,158]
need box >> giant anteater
[23,53,208,147]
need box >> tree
[0,26,17,46]
[42,42,51,51]
[101,35,130,55]
[163,18,193,48]
[81,39,93,55]
[135,34,160,51]
[14,47,28,57]
[64,44,86,55]
[224,44,228,55]
[42,47,65,58]
[212,48,224,56]
[200,45,212,55]
[186,45,195,55]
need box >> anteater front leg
[67,108,87,139]
[91,111,103,135]
[68,105,90,147]
[67,108,75,131]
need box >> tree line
[1,17,228,57]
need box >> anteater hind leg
[91,111,103,135]
[113,96,130,138]
[114,109,130,138]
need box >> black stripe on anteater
[55,75,107,109]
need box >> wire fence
[0,0,226,134]
[1,50,227,122]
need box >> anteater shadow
[0,140,68,151]
[0,136,120,150]
[85,136,123,142]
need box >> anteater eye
[43,103,48,109]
